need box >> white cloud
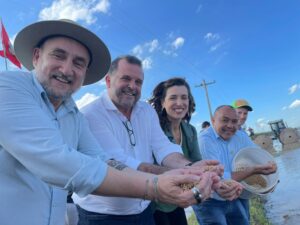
[94,0,110,13]
[288,84,300,94]
[132,45,143,57]
[131,40,159,69]
[204,33,228,53]
[132,39,159,58]
[289,99,300,109]
[146,39,159,53]
[167,32,175,39]
[142,57,153,70]
[131,36,183,68]
[209,42,223,52]
[196,4,202,13]
[39,0,110,25]
[161,36,184,57]
[257,118,265,123]
[163,49,178,57]
[204,33,220,42]
[10,34,17,46]
[255,118,269,132]
[172,37,185,49]
[76,93,99,109]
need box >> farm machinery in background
[253,119,300,153]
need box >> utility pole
[195,79,216,122]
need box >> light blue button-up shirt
[0,71,108,225]
[198,126,256,200]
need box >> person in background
[232,99,256,138]
[148,77,201,225]
[232,99,253,131]
[192,105,277,225]
[248,127,255,137]
[201,121,211,131]
[72,56,223,225]
[0,19,216,225]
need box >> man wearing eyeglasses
[72,55,224,225]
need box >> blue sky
[1,0,300,133]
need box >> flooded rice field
[264,145,300,225]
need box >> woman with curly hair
[148,77,202,225]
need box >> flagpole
[0,18,8,70]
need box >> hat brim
[14,20,111,86]
[240,105,253,111]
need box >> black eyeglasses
[122,120,136,147]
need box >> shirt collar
[211,126,224,140]
[211,126,235,143]
[164,122,185,144]
[102,91,142,116]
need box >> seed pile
[244,175,267,189]
[180,183,198,191]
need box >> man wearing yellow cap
[232,99,253,131]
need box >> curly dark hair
[148,77,196,131]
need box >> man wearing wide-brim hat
[0,19,213,225]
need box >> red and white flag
[0,20,21,69]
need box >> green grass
[250,197,271,225]
[187,197,270,225]
[187,212,198,225]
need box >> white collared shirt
[73,91,181,215]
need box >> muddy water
[264,147,300,225]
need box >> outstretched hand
[191,160,224,177]
[156,171,215,208]
[164,167,203,176]
[255,161,277,175]
[216,179,243,201]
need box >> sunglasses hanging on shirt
[122,120,136,147]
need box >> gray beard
[42,83,73,103]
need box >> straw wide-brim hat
[14,19,111,86]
